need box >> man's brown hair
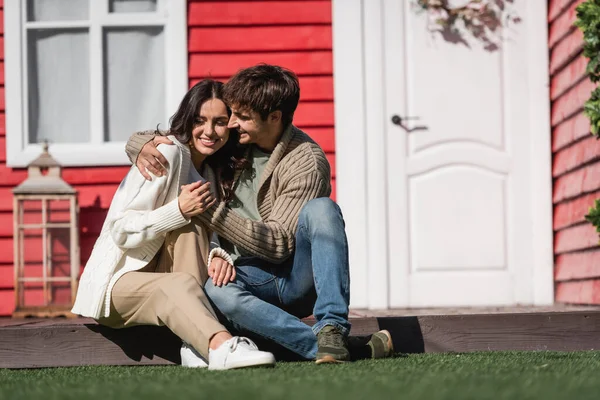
[223,64,300,128]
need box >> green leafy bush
[575,0,600,239]
[586,199,600,235]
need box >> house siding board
[0,0,335,315]
[554,190,600,230]
[556,279,600,304]
[189,26,332,52]
[188,1,331,26]
[550,29,583,75]
[550,0,581,23]
[554,223,599,254]
[0,136,6,161]
[553,161,600,203]
[551,78,595,126]
[550,0,600,305]
[0,211,10,237]
[189,51,333,77]
[549,0,585,48]
[555,250,600,281]
[552,113,590,151]
[550,55,587,101]
[0,264,11,289]
[553,136,600,177]
[0,290,14,316]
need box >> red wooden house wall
[550,0,600,303]
[0,0,335,316]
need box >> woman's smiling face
[190,98,230,157]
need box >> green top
[220,146,271,264]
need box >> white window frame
[4,0,188,167]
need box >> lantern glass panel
[49,281,72,306]
[22,227,44,279]
[49,227,71,276]
[21,200,43,225]
[48,199,71,223]
[49,227,72,306]
[23,281,45,308]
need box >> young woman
[71,80,275,370]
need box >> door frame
[332,0,554,309]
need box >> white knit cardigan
[71,137,192,319]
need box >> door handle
[391,115,420,126]
[391,115,427,133]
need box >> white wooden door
[381,0,549,307]
[332,0,553,309]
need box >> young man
[125,64,393,363]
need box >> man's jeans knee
[298,198,343,232]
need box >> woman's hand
[178,181,215,218]
[209,257,236,286]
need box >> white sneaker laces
[229,337,259,352]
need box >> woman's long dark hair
[167,79,247,202]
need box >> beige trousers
[98,222,227,358]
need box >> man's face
[228,106,269,146]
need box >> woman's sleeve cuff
[207,247,234,266]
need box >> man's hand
[178,181,215,219]
[208,257,236,287]
[137,136,174,180]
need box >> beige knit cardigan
[126,125,331,264]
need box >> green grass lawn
[1,352,600,400]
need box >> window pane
[104,27,164,142]
[27,0,89,21]
[27,29,90,144]
[109,0,157,13]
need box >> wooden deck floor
[2,306,600,368]
[349,304,600,316]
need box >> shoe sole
[181,363,208,368]
[315,355,348,364]
[209,357,276,371]
[227,362,276,370]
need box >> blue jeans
[204,198,351,360]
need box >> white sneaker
[208,336,276,370]
[180,342,208,368]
